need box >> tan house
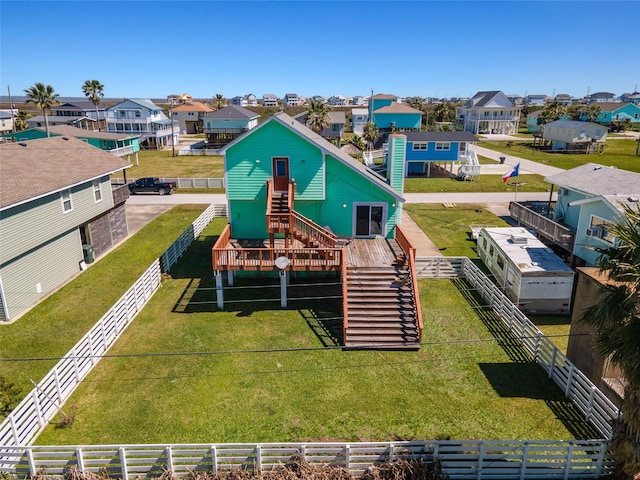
[171,101,214,134]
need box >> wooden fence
[0,204,224,448]
[416,256,620,440]
[0,440,613,479]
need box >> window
[589,215,615,243]
[435,142,450,151]
[489,245,495,258]
[482,238,487,250]
[61,190,73,213]
[93,179,103,202]
[412,142,427,150]
[496,255,505,270]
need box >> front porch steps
[345,266,420,349]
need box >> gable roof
[373,103,422,114]
[0,136,131,210]
[221,111,404,201]
[18,125,140,141]
[592,102,639,112]
[328,111,346,123]
[545,163,640,198]
[107,98,163,111]
[171,101,213,113]
[53,101,100,111]
[467,91,515,108]
[544,120,605,130]
[205,104,258,120]
[371,94,397,100]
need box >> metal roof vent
[510,235,528,244]
[18,142,27,147]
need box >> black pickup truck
[128,177,177,195]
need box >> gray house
[0,136,131,321]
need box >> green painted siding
[387,135,406,194]
[0,228,82,320]
[226,121,325,202]
[2,129,48,141]
[228,200,268,239]
[0,177,114,265]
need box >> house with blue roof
[105,99,178,150]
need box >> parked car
[128,177,176,195]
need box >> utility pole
[7,85,15,134]
[170,105,176,157]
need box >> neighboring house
[352,95,368,106]
[351,108,369,135]
[620,91,640,105]
[171,101,214,134]
[541,120,607,153]
[0,111,14,134]
[328,95,348,106]
[105,99,178,150]
[368,94,421,131]
[202,104,259,149]
[51,101,106,130]
[587,92,616,103]
[0,136,131,322]
[455,91,521,135]
[283,93,300,107]
[554,93,573,105]
[246,94,258,107]
[506,94,524,105]
[525,94,547,106]
[262,94,278,107]
[292,111,345,143]
[2,125,141,161]
[526,110,542,132]
[388,131,479,178]
[27,113,95,131]
[584,102,640,126]
[212,111,421,348]
[231,96,248,107]
[545,164,640,266]
[566,267,625,407]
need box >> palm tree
[362,122,379,151]
[306,99,329,135]
[14,111,30,132]
[433,102,452,122]
[214,94,225,110]
[82,79,104,130]
[346,134,366,151]
[581,203,640,478]
[23,82,59,137]
[581,104,602,123]
[538,101,566,125]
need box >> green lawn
[34,222,595,444]
[0,205,210,398]
[112,150,225,179]
[480,138,640,172]
[404,173,549,193]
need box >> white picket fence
[0,440,613,479]
[416,256,621,440]
[0,204,223,448]
[111,178,225,189]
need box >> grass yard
[35,222,596,445]
[404,204,572,352]
[480,138,640,172]
[0,205,210,400]
[111,150,225,179]
[404,173,549,193]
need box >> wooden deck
[345,238,403,268]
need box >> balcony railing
[109,145,136,156]
[111,183,130,205]
[509,202,575,251]
[203,127,249,134]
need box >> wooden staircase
[344,264,420,349]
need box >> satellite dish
[274,256,290,270]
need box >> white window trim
[412,142,427,151]
[61,189,73,213]
[588,214,615,244]
[435,142,451,151]
[93,179,103,203]
[352,202,388,238]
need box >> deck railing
[509,202,575,251]
[341,259,349,343]
[213,244,343,271]
[395,225,423,341]
[291,211,337,248]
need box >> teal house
[212,112,423,349]
[369,93,422,130]
[583,102,640,126]
[3,125,140,161]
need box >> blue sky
[1,0,639,100]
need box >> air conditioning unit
[586,226,603,238]
[557,188,567,196]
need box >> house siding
[554,189,586,228]
[0,228,82,320]
[0,178,114,265]
[406,141,459,161]
[372,112,421,130]
[574,200,619,266]
[226,121,325,202]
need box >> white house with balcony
[283,93,300,106]
[351,108,369,135]
[328,95,348,106]
[262,94,278,107]
[456,91,521,135]
[105,99,178,150]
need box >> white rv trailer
[477,227,574,314]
